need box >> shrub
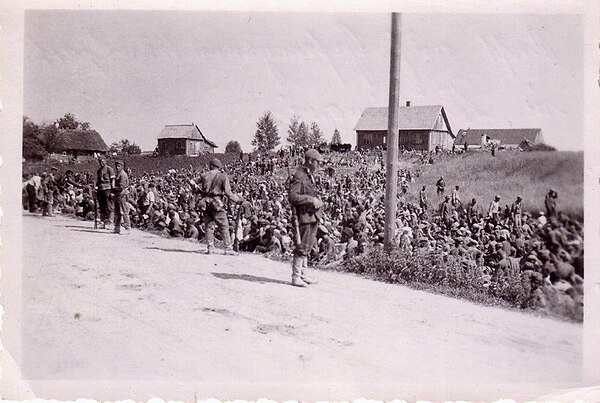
[340,247,581,321]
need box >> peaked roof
[158,124,218,147]
[55,129,108,152]
[354,105,453,136]
[454,128,543,145]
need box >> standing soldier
[199,157,242,255]
[288,149,324,287]
[511,196,523,234]
[436,176,446,197]
[419,185,428,213]
[112,160,131,234]
[96,157,115,229]
[41,167,58,216]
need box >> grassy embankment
[398,150,583,219]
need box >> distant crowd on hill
[22,147,583,315]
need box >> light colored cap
[209,157,223,168]
[305,149,323,162]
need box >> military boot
[291,256,307,287]
[300,256,317,285]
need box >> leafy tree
[110,139,141,155]
[286,115,301,146]
[287,115,312,148]
[252,111,280,153]
[331,128,342,145]
[22,116,45,159]
[39,123,63,154]
[56,112,90,130]
[225,140,242,154]
[296,122,309,148]
[308,122,324,147]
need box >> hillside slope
[399,150,583,217]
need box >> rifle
[287,165,302,246]
[94,189,98,229]
[232,204,242,252]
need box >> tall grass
[401,150,583,218]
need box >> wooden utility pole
[384,12,401,253]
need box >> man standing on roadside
[199,157,242,255]
[112,160,131,234]
[288,149,324,287]
[96,157,115,229]
[42,167,58,216]
[24,173,42,213]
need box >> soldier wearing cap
[288,148,324,287]
[199,157,241,254]
[112,160,130,234]
[96,157,115,229]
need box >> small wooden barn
[52,129,109,160]
[354,103,454,151]
[454,128,544,149]
[157,123,217,156]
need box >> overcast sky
[24,10,583,151]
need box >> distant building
[51,129,109,161]
[157,123,217,156]
[354,103,454,151]
[454,128,544,150]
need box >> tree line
[233,111,344,154]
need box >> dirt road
[14,214,583,400]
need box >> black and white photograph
[1,0,599,401]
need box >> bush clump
[342,246,582,321]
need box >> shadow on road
[65,224,94,229]
[70,228,114,234]
[144,246,205,254]
[212,272,290,285]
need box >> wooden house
[354,103,454,151]
[157,124,217,156]
[454,128,544,149]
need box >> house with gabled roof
[52,129,109,160]
[157,123,218,156]
[454,128,544,149]
[354,102,454,151]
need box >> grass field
[399,150,583,218]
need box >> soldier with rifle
[198,157,242,255]
[288,149,324,287]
